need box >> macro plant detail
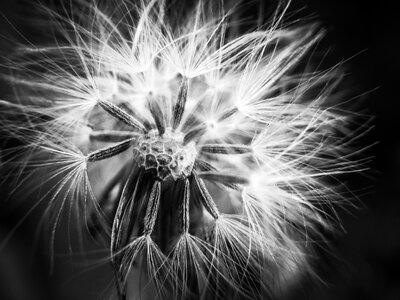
[0,0,369,299]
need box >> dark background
[1,0,399,299]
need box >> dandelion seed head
[0,0,370,299]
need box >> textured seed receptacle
[135,129,197,180]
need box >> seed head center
[135,129,197,181]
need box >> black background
[1,0,399,299]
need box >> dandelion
[0,0,369,299]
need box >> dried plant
[0,0,370,299]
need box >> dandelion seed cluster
[0,0,368,299]
[135,128,197,180]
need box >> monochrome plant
[0,0,369,299]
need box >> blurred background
[0,0,399,299]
